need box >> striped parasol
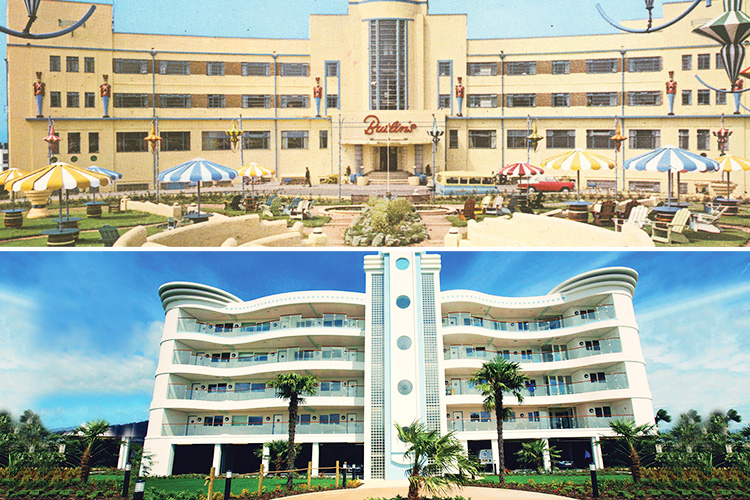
[0,168,26,209]
[237,162,274,194]
[498,163,544,177]
[158,158,238,214]
[715,154,750,198]
[541,149,616,200]
[87,165,123,201]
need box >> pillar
[490,439,500,475]
[262,444,270,472]
[212,444,222,473]
[542,438,552,472]
[312,442,320,476]
[591,437,604,470]
[117,437,131,470]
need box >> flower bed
[344,198,428,246]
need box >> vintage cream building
[6,0,749,195]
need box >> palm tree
[395,420,479,500]
[654,408,672,428]
[252,439,300,475]
[609,419,654,483]
[469,357,528,482]
[516,439,562,472]
[76,419,109,483]
[269,373,318,490]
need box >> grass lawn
[479,473,628,484]
[140,475,337,495]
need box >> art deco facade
[142,251,653,478]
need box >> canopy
[238,162,274,178]
[624,146,719,173]
[498,163,544,177]
[541,149,616,200]
[715,154,750,199]
[6,162,110,192]
[0,168,25,188]
[87,165,123,181]
[157,158,238,215]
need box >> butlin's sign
[363,114,417,135]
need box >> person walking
[304,167,312,187]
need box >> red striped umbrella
[499,163,544,195]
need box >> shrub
[345,198,428,246]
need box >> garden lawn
[0,220,169,247]
[141,475,337,495]
[478,473,627,484]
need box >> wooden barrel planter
[566,203,590,223]
[85,202,105,218]
[42,228,78,247]
[652,207,680,223]
[3,210,24,228]
[716,198,740,216]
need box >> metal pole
[239,115,245,200]
[431,134,436,201]
[133,479,145,500]
[387,129,390,197]
[150,49,158,201]
[526,115,531,164]
[590,463,599,498]
[620,49,626,196]
[224,470,232,500]
[272,52,279,183]
[122,464,131,498]
[155,116,160,203]
[338,114,343,201]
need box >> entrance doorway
[379,146,398,171]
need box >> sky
[1,0,655,143]
[1,249,749,432]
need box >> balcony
[173,348,365,368]
[448,414,632,433]
[176,315,365,338]
[444,338,622,364]
[446,374,629,399]
[168,384,364,402]
[164,421,364,437]
[442,304,615,334]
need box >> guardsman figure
[666,71,677,115]
[313,77,323,117]
[455,77,465,116]
[33,72,45,118]
[100,74,112,118]
[733,78,744,115]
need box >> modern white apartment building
[142,251,653,478]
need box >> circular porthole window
[396,295,411,309]
[70,156,78,163]
[397,380,413,395]
[50,156,58,163]
[396,336,412,350]
[90,155,98,162]
[395,258,410,270]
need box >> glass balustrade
[164,421,365,437]
[447,414,631,432]
[445,373,628,398]
[168,384,364,401]
[441,305,615,333]
[443,338,622,363]
[176,315,365,337]
[173,349,365,368]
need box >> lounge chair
[508,194,533,214]
[528,191,545,209]
[260,195,277,211]
[692,205,728,233]
[592,200,616,226]
[459,198,477,220]
[98,224,120,247]
[614,205,650,232]
[480,195,493,214]
[227,194,242,211]
[615,199,639,220]
[651,208,691,244]
[290,199,312,220]
[485,195,505,215]
[283,197,302,216]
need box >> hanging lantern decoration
[43,119,60,147]
[144,121,162,154]
[741,65,750,79]
[225,119,243,152]
[526,120,544,152]
[713,115,733,154]
[693,0,750,85]
[610,120,627,153]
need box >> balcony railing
[442,304,615,333]
[448,414,632,432]
[164,421,364,437]
[173,349,365,368]
[176,315,365,337]
[168,384,364,401]
[444,338,622,364]
[446,373,629,398]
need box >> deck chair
[485,195,505,215]
[98,224,120,247]
[614,205,650,232]
[651,208,691,244]
[459,198,477,220]
[227,194,242,211]
[290,199,312,220]
[692,205,728,233]
[615,199,639,220]
[260,195,278,211]
[283,197,302,215]
[528,191,545,209]
[480,195,493,214]
[107,199,122,214]
[592,200,616,226]
[508,195,533,214]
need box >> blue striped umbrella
[87,165,123,202]
[624,146,719,206]
[158,158,238,214]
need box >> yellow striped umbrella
[541,149,616,200]
[237,162,274,194]
[0,168,26,209]
[715,154,750,198]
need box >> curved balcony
[448,414,632,433]
[168,383,364,401]
[444,338,622,364]
[173,348,364,368]
[163,420,364,437]
[446,374,629,399]
[177,315,365,338]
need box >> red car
[518,175,575,193]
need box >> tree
[252,439,300,475]
[76,419,110,483]
[515,439,562,472]
[469,357,528,483]
[396,420,479,500]
[269,373,318,490]
[609,419,654,483]
[655,408,672,427]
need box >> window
[716,90,727,106]
[298,414,311,425]
[589,372,607,383]
[114,93,149,108]
[587,92,617,107]
[594,406,612,418]
[679,129,690,150]
[682,54,692,71]
[629,129,660,149]
[50,55,61,72]
[84,57,95,73]
[89,132,99,153]
[629,180,660,192]
[698,53,711,70]
[114,59,148,74]
[507,93,536,107]
[585,340,601,351]
[281,131,308,149]
[586,58,618,73]
[159,94,191,108]
[116,132,148,152]
[279,63,309,76]
[161,132,191,152]
[203,416,223,427]
[628,91,662,106]
[242,62,271,76]
[467,94,497,108]
[467,62,497,76]
[697,129,710,150]
[587,130,615,149]
[326,61,339,77]
[552,93,570,107]
[244,131,270,149]
[206,61,225,76]
[320,381,341,392]
[468,130,496,149]
[698,89,711,105]
[319,130,328,149]
[158,60,190,75]
[248,416,263,426]
[202,131,231,150]
[370,19,408,110]
[84,92,96,108]
[682,90,692,106]
[68,132,81,154]
[66,92,79,108]
[438,61,451,76]
[506,61,536,75]
[50,91,61,108]
[547,130,576,149]
[552,60,570,75]
[507,130,528,149]
[207,94,225,108]
[242,94,272,108]
[66,56,79,72]
[449,130,458,149]
[439,94,450,109]
[327,94,339,109]
[528,411,540,422]
[628,56,662,72]
[279,95,309,108]
[716,54,725,70]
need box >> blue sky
[1,250,749,431]
[1,0,652,143]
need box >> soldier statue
[33,72,45,118]
[666,71,677,116]
[313,77,323,117]
[100,74,112,118]
[455,76,465,117]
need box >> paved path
[278,482,575,500]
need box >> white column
[542,438,552,472]
[262,444,270,472]
[591,437,604,469]
[117,437,131,470]
[490,439,500,475]
[311,442,320,476]
[212,444,222,473]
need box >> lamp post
[0,0,96,39]
[427,114,443,201]
[596,0,712,34]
